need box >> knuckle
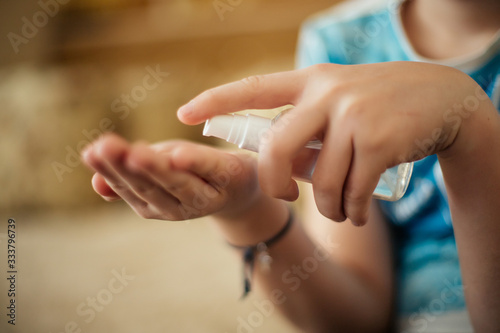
[151,139,186,154]
[133,185,152,196]
[240,75,265,92]
[306,81,345,110]
[338,103,388,155]
[340,97,367,121]
[170,145,196,170]
[309,63,336,75]
[165,180,190,194]
[170,142,189,155]
[238,75,267,103]
[343,186,365,206]
[357,131,387,156]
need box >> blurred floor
[0,205,301,333]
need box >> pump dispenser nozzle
[203,114,273,152]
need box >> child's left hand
[81,133,263,221]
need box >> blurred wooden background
[0,0,339,212]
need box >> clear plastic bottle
[203,112,413,201]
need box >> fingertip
[350,218,364,227]
[331,214,348,223]
[315,200,347,222]
[91,173,119,199]
[81,142,92,160]
[94,133,129,163]
[81,143,95,167]
[177,100,202,125]
[81,143,105,173]
[346,203,370,227]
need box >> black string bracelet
[228,207,294,299]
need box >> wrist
[213,193,289,247]
[437,93,500,210]
[434,72,495,157]
[438,94,498,161]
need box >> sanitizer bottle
[203,112,413,201]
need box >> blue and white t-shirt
[296,0,500,331]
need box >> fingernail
[178,100,195,118]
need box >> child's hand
[177,62,489,225]
[81,134,261,221]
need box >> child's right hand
[177,62,496,226]
[81,133,263,221]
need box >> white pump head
[203,114,273,152]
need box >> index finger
[177,70,306,125]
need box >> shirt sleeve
[295,22,332,69]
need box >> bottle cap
[203,114,272,152]
[203,114,237,141]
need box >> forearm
[253,219,391,333]
[213,197,391,333]
[438,98,500,331]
